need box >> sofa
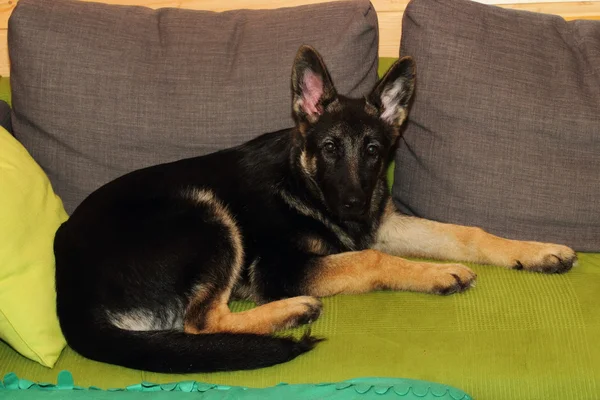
[1,0,599,398]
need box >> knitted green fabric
[0,76,10,106]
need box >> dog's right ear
[291,45,338,128]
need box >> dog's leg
[184,288,322,335]
[373,201,577,273]
[301,249,476,297]
[182,189,322,335]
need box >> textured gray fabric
[9,0,379,213]
[0,100,11,134]
[394,0,600,251]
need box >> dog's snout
[343,195,366,213]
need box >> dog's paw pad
[296,299,323,325]
[514,244,577,274]
[284,297,323,328]
[430,264,477,296]
[513,261,524,270]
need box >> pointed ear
[291,45,338,126]
[367,57,415,128]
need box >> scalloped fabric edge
[0,371,473,399]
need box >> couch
[1,0,599,398]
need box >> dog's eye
[366,144,379,156]
[324,141,336,153]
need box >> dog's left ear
[291,45,338,126]
[367,57,415,129]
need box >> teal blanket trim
[1,371,473,399]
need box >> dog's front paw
[512,243,577,274]
[283,296,323,329]
[426,264,477,295]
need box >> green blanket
[2,253,599,399]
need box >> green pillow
[0,126,68,367]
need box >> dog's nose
[343,195,366,213]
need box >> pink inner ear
[301,70,324,116]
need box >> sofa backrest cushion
[9,0,379,213]
[394,0,600,251]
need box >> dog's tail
[63,322,322,373]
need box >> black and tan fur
[54,46,576,373]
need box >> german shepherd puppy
[54,46,576,374]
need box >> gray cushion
[0,100,11,134]
[393,0,600,251]
[9,0,378,213]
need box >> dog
[54,45,577,374]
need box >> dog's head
[291,45,415,221]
